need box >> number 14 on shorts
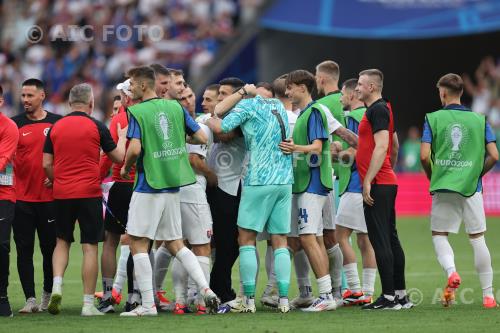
[298,208,309,225]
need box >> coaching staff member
[43,83,127,316]
[12,78,61,313]
[355,69,409,310]
[0,84,19,317]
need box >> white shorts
[289,192,326,237]
[127,192,182,241]
[322,191,336,231]
[431,192,486,234]
[336,192,367,234]
[180,202,213,245]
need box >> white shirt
[286,109,298,135]
[208,136,246,196]
[317,103,342,135]
[180,124,214,204]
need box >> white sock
[102,277,114,300]
[53,276,63,294]
[131,280,141,304]
[317,275,332,296]
[294,250,312,298]
[187,277,198,303]
[83,294,94,306]
[149,249,156,295]
[343,263,361,293]
[395,290,406,298]
[196,256,210,305]
[154,246,172,291]
[432,235,456,277]
[362,268,376,296]
[265,245,276,290]
[172,258,188,304]
[133,253,154,308]
[384,294,395,301]
[327,244,343,291]
[176,247,209,291]
[470,236,494,297]
[112,245,130,293]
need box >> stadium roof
[261,0,500,39]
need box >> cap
[116,79,132,97]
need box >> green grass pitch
[2,217,500,332]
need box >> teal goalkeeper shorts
[237,184,292,234]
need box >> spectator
[401,126,422,173]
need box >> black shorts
[55,197,104,244]
[104,182,133,235]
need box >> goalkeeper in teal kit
[206,84,293,314]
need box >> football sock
[432,235,456,277]
[343,263,361,293]
[294,250,312,298]
[274,248,291,298]
[102,277,113,301]
[112,245,130,293]
[362,268,376,296]
[53,276,63,295]
[265,245,276,290]
[133,253,154,308]
[176,247,209,290]
[172,258,188,304]
[83,294,94,306]
[239,245,257,297]
[327,244,343,291]
[154,246,172,291]
[317,275,332,297]
[470,236,494,297]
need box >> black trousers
[13,201,56,298]
[208,185,241,303]
[0,200,15,298]
[363,184,406,296]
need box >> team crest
[155,112,174,149]
[445,123,468,159]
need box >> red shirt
[12,111,62,202]
[43,111,116,199]
[0,112,19,202]
[357,99,397,185]
[99,106,135,182]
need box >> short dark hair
[273,75,287,99]
[22,78,45,91]
[205,84,220,93]
[113,95,121,101]
[256,81,275,97]
[359,69,384,89]
[219,77,245,90]
[437,73,463,96]
[342,78,358,91]
[149,63,170,76]
[285,70,315,94]
[127,66,156,88]
[0,84,3,97]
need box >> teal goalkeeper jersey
[221,96,293,186]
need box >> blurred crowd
[0,0,264,119]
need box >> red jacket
[0,112,20,202]
[99,106,135,182]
